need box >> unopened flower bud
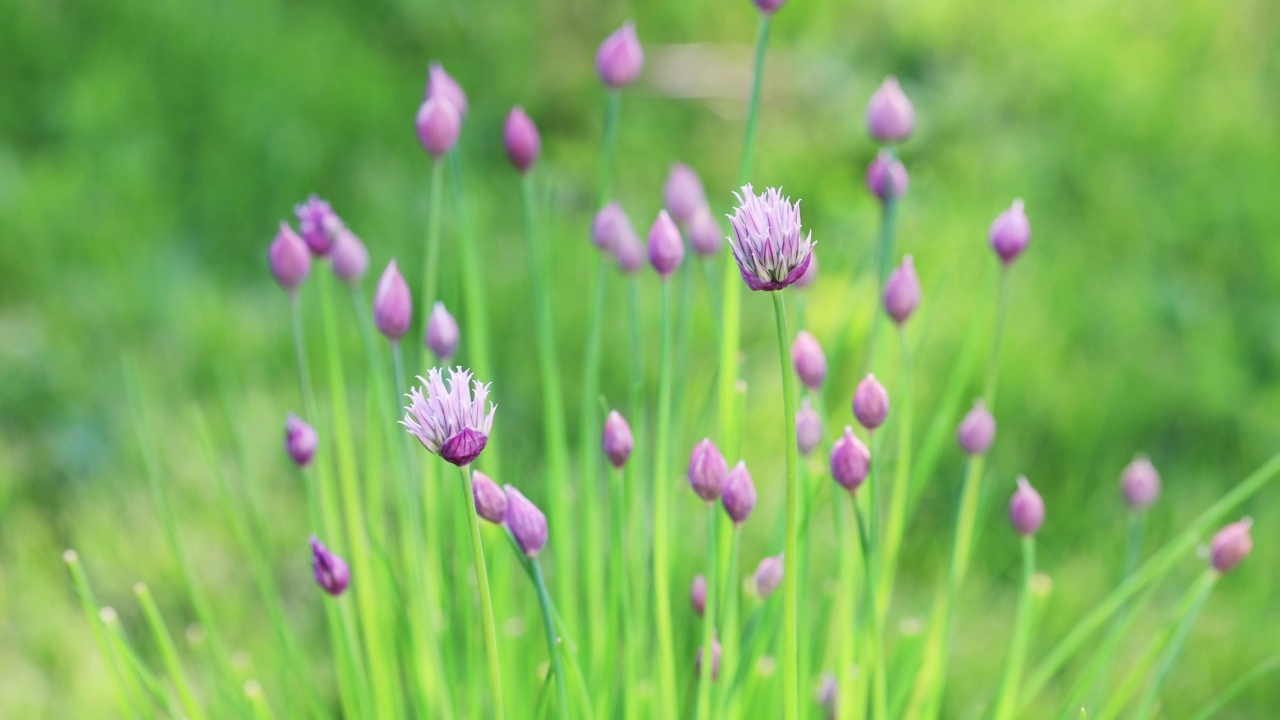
[592,201,632,252]
[615,233,645,274]
[830,426,870,492]
[866,150,909,203]
[472,470,507,524]
[796,398,822,457]
[1210,518,1253,574]
[696,635,722,680]
[284,414,318,468]
[853,374,890,431]
[663,164,706,225]
[597,21,644,89]
[426,301,460,363]
[330,227,369,285]
[754,554,784,598]
[1120,456,1161,511]
[425,62,468,119]
[310,537,350,596]
[648,210,684,277]
[1009,476,1045,536]
[294,195,342,256]
[691,574,707,618]
[269,222,311,293]
[688,438,729,502]
[603,410,634,468]
[791,330,828,390]
[503,107,540,173]
[866,76,915,143]
[688,205,723,257]
[504,485,548,556]
[415,97,461,159]
[883,255,921,325]
[956,400,996,455]
[990,199,1030,265]
[373,260,412,341]
[722,461,757,525]
[754,0,787,14]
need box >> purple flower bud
[818,673,838,719]
[791,330,828,390]
[688,205,723,257]
[426,301,460,363]
[1009,476,1045,536]
[330,227,369,285]
[310,536,350,596]
[695,635,722,681]
[722,461,757,525]
[615,233,645,274]
[603,410,634,469]
[754,0,787,14]
[794,250,818,289]
[796,398,822,457]
[415,97,461,160]
[472,470,507,524]
[1210,517,1253,574]
[294,195,342,256]
[503,106,540,173]
[284,413,318,467]
[956,400,996,456]
[504,484,548,556]
[269,222,311,293]
[688,438,729,502]
[691,574,707,618]
[597,21,644,89]
[989,199,1030,265]
[866,76,915,143]
[754,553,784,598]
[663,164,706,225]
[853,374,890,431]
[373,260,412,341]
[883,255,921,325]
[830,426,870,492]
[591,201,632,253]
[648,210,685,278]
[425,62,468,119]
[1120,456,1161,511]
[865,150,909,203]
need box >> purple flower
[503,106,540,174]
[373,260,412,341]
[883,255,921,325]
[722,461,757,525]
[688,205,723,257]
[1210,518,1253,574]
[866,76,915,143]
[818,673,838,719]
[603,410,634,469]
[853,374,890,431]
[754,0,787,14]
[330,227,369,285]
[688,438,729,502]
[425,62,468,119]
[791,330,828,390]
[663,164,706,225]
[597,21,644,89]
[830,426,870,492]
[796,398,822,457]
[990,199,1030,265]
[294,196,342,257]
[754,554,784,598]
[1120,456,1161,511]
[505,485,548,556]
[426,301,460,363]
[310,537,350,596]
[691,574,707,618]
[648,210,685,277]
[592,201,633,253]
[695,635,722,681]
[284,413,318,468]
[615,233,645,274]
[402,367,496,466]
[794,250,818,289]
[415,97,461,160]
[1009,476,1045,536]
[727,184,814,292]
[866,150,909,203]
[269,222,311,293]
[956,400,996,456]
[472,470,507,524]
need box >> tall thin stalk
[696,504,719,719]
[532,559,570,720]
[653,279,679,719]
[422,158,446,343]
[877,325,913,614]
[860,151,900,376]
[769,290,800,720]
[459,464,505,719]
[993,536,1037,720]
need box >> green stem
[64,552,136,718]
[862,156,900,376]
[717,525,742,718]
[134,583,206,720]
[836,495,861,720]
[422,158,445,341]
[599,92,621,202]
[532,559,570,720]
[1189,656,1280,720]
[993,537,1038,720]
[697,504,719,719]
[448,152,496,413]
[290,295,314,420]
[609,466,635,719]
[984,269,1012,404]
[1138,572,1218,719]
[1073,513,1146,713]
[853,501,886,718]
[460,464,505,718]
[877,326,913,615]
[770,291,800,720]
[654,279,678,719]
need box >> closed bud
[830,426,870,492]
[1008,476,1045,536]
[373,260,412,341]
[956,400,996,456]
[415,97,461,159]
[695,635,722,681]
[691,574,707,618]
[615,233,645,274]
[294,195,342,256]
[754,554,784,598]
[796,398,822,457]
[592,201,632,253]
[504,485,548,556]
[722,461,757,525]
[310,537,350,596]
[1120,456,1161,511]
[989,199,1030,265]
[853,374,890,431]
[284,414,318,468]
[597,21,644,89]
[688,438,729,502]
[866,149,909,203]
[866,76,915,143]
[791,330,828,390]
[688,205,723,257]
[883,255,921,325]
[425,62,468,119]
[648,210,685,277]
[503,106,540,173]
[603,410,634,468]
[663,164,706,225]
[269,222,311,293]
[426,301,460,363]
[330,227,369,285]
[1210,518,1253,574]
[472,470,507,524]
[755,0,787,14]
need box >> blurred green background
[3,0,1279,716]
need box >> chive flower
[330,227,369,285]
[504,484,548,557]
[688,205,723,257]
[615,233,645,274]
[791,330,828,390]
[688,438,730,502]
[830,426,870,492]
[853,374,890,431]
[401,367,496,467]
[426,301,460,363]
[796,398,822,457]
[755,0,787,14]
[597,21,644,89]
[990,199,1031,265]
[472,469,507,525]
[663,163,707,225]
[883,255,921,325]
[818,673,838,719]
[415,97,461,159]
[1210,517,1253,574]
[722,461,757,525]
[591,201,633,253]
[1120,456,1161,511]
[294,195,342,256]
[754,553,785,598]
[503,106,540,173]
[866,76,915,143]
[727,184,815,292]
[269,222,311,293]
[425,62,469,119]
[696,635,722,681]
[284,413,318,468]
[956,400,996,456]
[865,149,909,203]
[1008,476,1045,536]
[373,260,412,341]
[691,574,708,618]
[648,209,685,277]
[310,536,350,596]
[603,410,634,469]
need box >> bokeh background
[3,0,1279,716]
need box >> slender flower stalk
[696,503,719,719]
[772,291,801,720]
[532,558,570,720]
[651,251,679,720]
[993,535,1039,720]
[460,465,506,719]
[421,158,446,347]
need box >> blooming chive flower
[794,250,818,289]
[425,62,468,118]
[830,426,870,492]
[689,438,730,502]
[648,210,684,277]
[853,374,890,431]
[294,195,342,256]
[695,635,722,680]
[310,537,350,596]
[883,255,921,325]
[722,461,757,525]
[956,400,996,456]
[866,76,915,143]
[1120,456,1161,511]
[791,330,828,390]
[269,222,311,293]
[415,97,461,159]
[284,414,318,467]
[796,398,822,457]
[504,485,548,556]
[866,149,909,203]
[373,260,412,341]
[727,184,815,292]
[1009,476,1045,536]
[1210,518,1253,574]
[688,205,723,257]
[603,410,634,469]
[472,470,507,524]
[663,164,706,225]
[503,107,540,173]
[754,554,785,598]
[990,199,1031,265]
[426,301,460,363]
[330,227,369,285]
[592,201,632,253]
[401,367,496,466]
[597,21,643,89]
[691,574,708,618]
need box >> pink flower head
[791,330,828,390]
[425,62,468,118]
[956,400,996,456]
[294,195,343,256]
[505,485,548,556]
[1210,518,1253,574]
[426,301,460,363]
[990,199,1031,265]
[663,163,707,225]
[330,227,369,285]
[883,255,921,325]
[648,210,685,277]
[310,536,350,596]
[472,470,507,524]
[866,150,909,203]
[592,201,634,253]
[269,222,311,293]
[688,438,729,502]
[853,374,890,431]
[830,426,870,492]
[603,410,634,469]
[597,21,644,89]
[1120,456,1161,511]
[402,367,496,466]
[721,461,757,525]
[1009,476,1045,536]
[688,205,724,257]
[373,260,412,341]
[691,574,707,618]
[727,184,814,292]
[866,76,915,143]
[284,413,318,467]
[503,106,541,173]
[415,97,461,159]
[754,553,785,598]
